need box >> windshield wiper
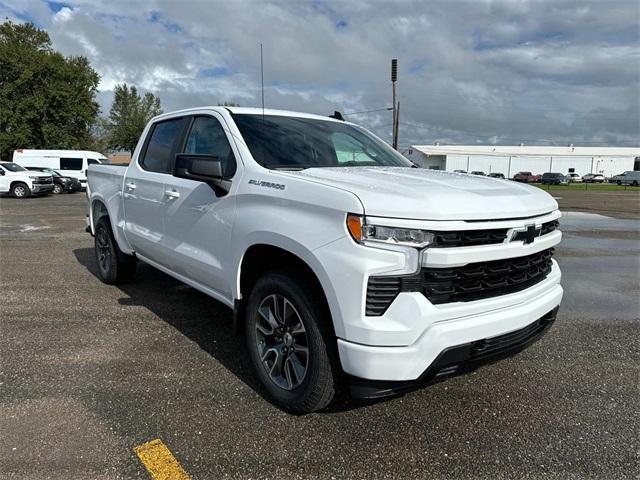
[269,165,308,171]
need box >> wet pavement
[0,194,638,479]
[557,211,640,320]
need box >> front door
[161,114,239,300]
[0,166,8,193]
[123,117,187,263]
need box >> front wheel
[11,182,30,198]
[245,271,338,413]
[617,181,622,185]
[52,183,63,194]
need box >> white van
[13,149,108,188]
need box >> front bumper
[337,279,562,382]
[32,184,54,194]
[349,306,559,399]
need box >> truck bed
[86,164,126,235]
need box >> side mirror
[174,154,223,182]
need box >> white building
[405,145,640,178]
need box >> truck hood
[288,167,558,220]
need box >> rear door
[123,116,188,263]
[160,113,239,299]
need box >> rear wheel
[11,182,30,198]
[245,271,338,413]
[94,217,136,284]
[632,181,638,187]
[617,181,622,185]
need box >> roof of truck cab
[151,106,350,124]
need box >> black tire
[632,181,638,187]
[617,181,622,186]
[94,216,136,284]
[52,183,63,194]
[11,182,30,198]
[245,271,339,413]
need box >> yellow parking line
[134,438,191,480]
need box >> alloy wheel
[14,186,26,197]
[95,226,112,274]
[255,294,309,390]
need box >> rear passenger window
[183,116,237,178]
[141,118,185,173]
[60,158,83,170]
[87,159,100,165]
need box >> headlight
[347,214,434,248]
[28,175,38,179]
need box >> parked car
[609,173,626,184]
[453,169,466,173]
[582,173,605,183]
[615,171,640,186]
[488,172,505,179]
[541,172,569,185]
[25,167,82,194]
[0,162,54,198]
[470,171,485,175]
[87,106,563,413]
[566,173,582,183]
[513,171,541,183]
[13,149,108,189]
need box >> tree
[0,21,100,161]
[107,84,162,152]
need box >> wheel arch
[10,180,29,190]
[90,196,133,255]
[91,198,109,227]
[234,243,336,337]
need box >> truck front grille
[34,176,53,184]
[431,219,558,248]
[365,248,555,315]
[432,229,509,247]
[422,248,554,304]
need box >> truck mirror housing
[174,154,223,182]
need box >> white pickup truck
[87,107,563,412]
[0,161,54,197]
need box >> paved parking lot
[0,193,638,479]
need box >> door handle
[165,189,180,199]
[125,182,136,191]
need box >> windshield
[0,162,27,172]
[232,114,412,170]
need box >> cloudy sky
[2,0,639,148]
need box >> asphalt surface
[0,193,638,479]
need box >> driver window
[184,116,237,178]
[331,132,377,164]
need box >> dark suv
[25,167,81,194]
[541,172,568,185]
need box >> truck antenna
[260,43,265,119]
[260,43,266,164]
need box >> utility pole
[393,102,400,151]
[391,59,399,150]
